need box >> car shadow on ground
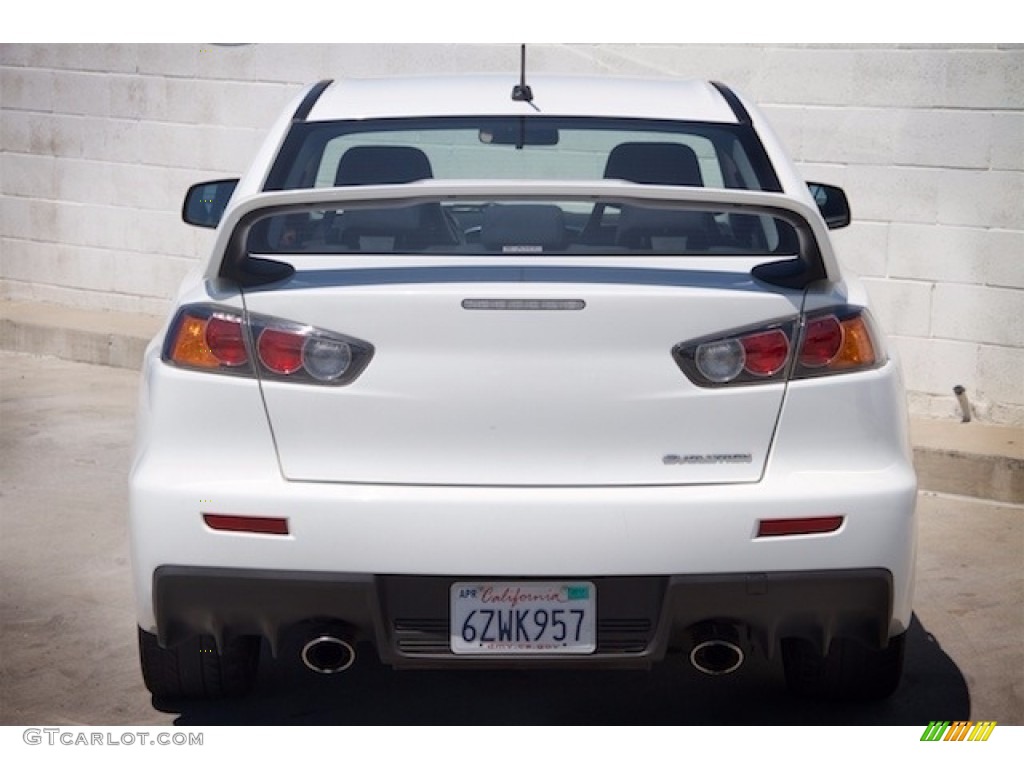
[156,614,968,725]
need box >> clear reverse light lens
[302,337,353,381]
[695,339,745,383]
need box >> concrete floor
[1,351,1021,725]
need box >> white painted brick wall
[979,346,1024,408]
[1,43,1022,423]
[932,284,1023,348]
[892,336,980,395]
[992,112,1024,170]
[829,222,889,279]
[861,278,934,338]
[888,225,1024,289]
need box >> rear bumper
[153,566,894,669]
[131,351,918,660]
[131,466,917,637]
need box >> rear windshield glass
[265,117,781,192]
[246,200,799,257]
[257,118,789,257]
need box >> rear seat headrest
[604,142,704,187]
[335,145,434,185]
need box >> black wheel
[137,627,260,699]
[782,632,906,701]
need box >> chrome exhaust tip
[688,622,745,676]
[300,634,356,674]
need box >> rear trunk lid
[242,257,802,486]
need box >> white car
[130,74,917,702]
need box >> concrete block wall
[1,43,1022,424]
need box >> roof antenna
[511,44,534,104]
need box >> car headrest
[335,146,434,186]
[603,142,704,186]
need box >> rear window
[265,117,781,192]
[255,117,791,258]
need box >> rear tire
[137,627,260,699]
[782,632,906,701]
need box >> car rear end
[130,76,916,699]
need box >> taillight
[676,321,797,387]
[168,313,226,369]
[674,307,883,387]
[793,310,881,378]
[740,328,790,377]
[205,314,248,367]
[163,304,373,386]
[798,314,843,368]
[693,339,746,383]
[258,327,305,375]
[302,336,354,382]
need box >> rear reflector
[203,514,290,535]
[756,516,844,537]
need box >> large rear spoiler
[203,181,840,290]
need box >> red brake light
[258,328,305,375]
[741,329,790,377]
[799,314,843,368]
[205,314,248,367]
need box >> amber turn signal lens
[833,315,877,369]
[169,314,220,368]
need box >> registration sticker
[450,581,596,655]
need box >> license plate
[450,581,596,654]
